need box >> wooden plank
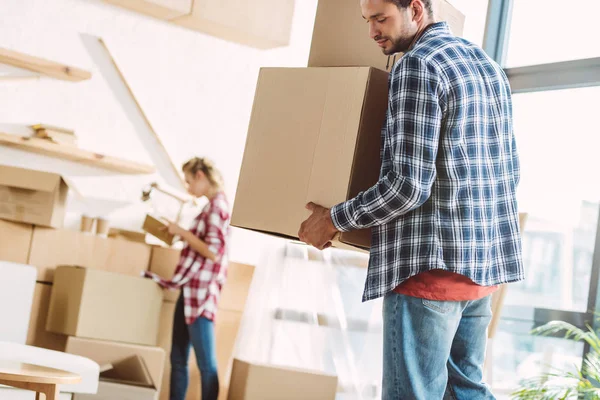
[0,47,91,82]
[80,35,186,190]
[0,132,155,174]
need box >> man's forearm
[331,170,435,232]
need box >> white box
[0,261,37,344]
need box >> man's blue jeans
[383,292,495,400]
[170,296,219,400]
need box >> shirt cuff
[330,201,359,232]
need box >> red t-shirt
[394,270,498,301]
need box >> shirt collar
[409,21,451,51]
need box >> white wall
[0,0,318,265]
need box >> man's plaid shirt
[331,22,524,302]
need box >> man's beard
[379,34,415,55]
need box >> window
[505,0,600,67]
[491,319,584,394]
[508,86,600,312]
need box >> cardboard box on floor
[66,337,165,396]
[232,67,388,250]
[28,227,151,283]
[74,355,157,400]
[27,283,67,351]
[158,303,244,400]
[228,359,338,400]
[0,219,33,264]
[0,165,71,228]
[309,0,465,72]
[46,266,163,346]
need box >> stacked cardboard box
[0,165,164,398]
[28,226,151,283]
[43,266,166,400]
[0,163,259,399]
[0,165,71,229]
[148,246,255,400]
[232,1,466,251]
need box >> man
[298,0,523,398]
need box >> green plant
[512,320,600,399]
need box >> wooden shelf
[0,47,91,82]
[0,132,155,174]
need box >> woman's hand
[160,221,186,237]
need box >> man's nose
[369,22,380,40]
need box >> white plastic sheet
[234,241,383,399]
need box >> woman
[145,157,230,400]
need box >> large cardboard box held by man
[308,0,465,72]
[0,165,71,228]
[228,359,338,400]
[46,266,163,346]
[232,67,388,250]
[28,227,151,283]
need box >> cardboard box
[149,246,181,279]
[102,0,192,20]
[143,215,176,246]
[158,303,242,400]
[220,263,255,313]
[74,355,157,400]
[149,246,182,302]
[27,283,67,351]
[172,0,294,49]
[0,219,33,264]
[47,266,163,346]
[308,0,465,71]
[108,227,147,243]
[66,337,165,395]
[0,165,71,228]
[232,67,389,250]
[28,227,151,283]
[228,359,338,400]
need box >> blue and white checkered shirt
[331,22,524,302]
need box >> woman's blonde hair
[182,157,224,190]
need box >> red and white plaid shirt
[146,192,230,324]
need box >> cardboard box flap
[100,355,155,389]
[0,165,65,192]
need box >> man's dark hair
[386,0,433,16]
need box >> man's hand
[298,202,339,250]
